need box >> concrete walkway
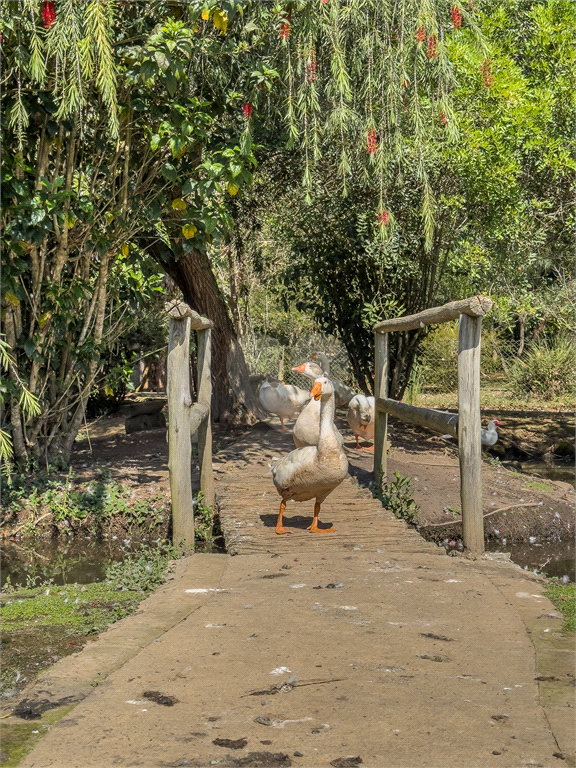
[7,427,575,768]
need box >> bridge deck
[214,423,442,556]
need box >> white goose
[291,361,344,448]
[346,394,375,450]
[272,376,348,535]
[258,379,310,430]
[310,351,356,408]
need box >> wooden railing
[373,295,493,554]
[166,300,215,553]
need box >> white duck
[291,361,344,449]
[441,419,502,446]
[258,379,310,430]
[271,376,348,535]
[346,394,375,450]
[310,351,356,408]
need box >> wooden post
[196,328,215,508]
[373,331,389,485]
[458,313,484,554]
[167,307,194,553]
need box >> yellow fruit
[227,183,239,196]
[121,243,129,256]
[182,224,198,238]
[213,10,228,32]
[172,198,187,210]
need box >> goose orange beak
[292,364,306,374]
[310,381,323,401]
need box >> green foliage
[374,470,420,526]
[193,491,218,542]
[1,467,167,531]
[543,581,575,633]
[105,541,178,592]
[510,337,575,398]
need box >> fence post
[197,327,215,508]
[167,306,195,553]
[373,331,389,485]
[458,313,484,554]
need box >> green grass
[523,480,555,492]
[543,582,575,632]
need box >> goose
[272,376,348,535]
[310,351,356,408]
[291,361,344,448]
[258,379,310,430]
[346,394,375,450]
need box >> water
[485,539,575,582]
[520,461,575,487]
[1,537,225,589]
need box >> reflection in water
[1,537,225,589]
[520,462,575,487]
[486,539,575,582]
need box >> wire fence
[242,332,358,392]
[243,324,574,406]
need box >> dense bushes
[510,337,575,399]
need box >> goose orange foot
[308,523,335,533]
[275,501,292,535]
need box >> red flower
[377,209,389,227]
[481,59,493,87]
[280,21,290,40]
[42,0,55,28]
[451,6,462,29]
[427,34,438,58]
[306,51,317,83]
[416,26,426,42]
[439,111,447,125]
[242,102,253,119]
[366,128,377,155]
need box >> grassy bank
[1,543,178,698]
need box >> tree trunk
[151,243,264,424]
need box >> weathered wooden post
[196,326,214,508]
[167,301,194,552]
[166,300,214,553]
[458,312,484,554]
[373,331,389,485]
[372,295,492,553]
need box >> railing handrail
[373,295,492,554]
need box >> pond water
[485,538,575,582]
[1,536,225,589]
[519,461,575,487]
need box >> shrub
[510,337,575,398]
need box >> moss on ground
[0,706,76,768]
[543,581,575,632]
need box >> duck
[310,352,356,408]
[346,394,375,450]
[258,379,310,430]
[291,361,344,448]
[271,376,349,535]
[441,419,502,446]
